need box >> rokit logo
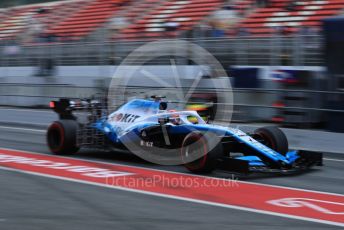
[111,113,140,123]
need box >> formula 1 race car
[47,96,323,174]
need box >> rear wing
[49,98,106,120]
[49,99,75,119]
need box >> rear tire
[181,132,222,174]
[254,126,288,155]
[47,120,79,155]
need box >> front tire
[254,126,288,155]
[181,132,222,174]
[47,120,79,155]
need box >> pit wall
[0,65,325,122]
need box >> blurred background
[0,0,344,132]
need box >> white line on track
[2,126,343,162]
[288,146,344,156]
[0,125,45,133]
[0,108,49,113]
[0,126,343,161]
[324,158,344,162]
[0,165,342,227]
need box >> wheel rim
[181,137,208,170]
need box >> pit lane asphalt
[1,107,344,153]
[0,120,343,229]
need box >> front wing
[217,150,323,174]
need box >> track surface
[0,109,343,229]
[1,107,344,153]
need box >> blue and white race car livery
[47,97,322,174]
